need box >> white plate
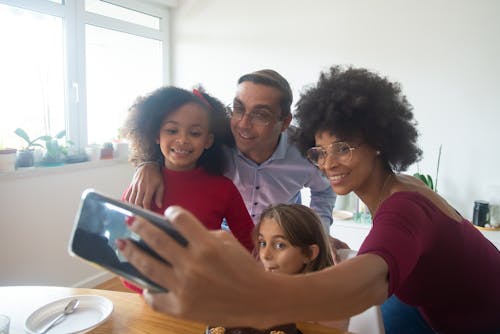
[332,209,354,220]
[25,295,113,334]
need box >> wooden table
[0,286,348,334]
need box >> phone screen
[69,190,186,293]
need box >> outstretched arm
[124,162,164,210]
[118,206,389,328]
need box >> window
[0,0,170,150]
[0,3,65,148]
[85,25,163,144]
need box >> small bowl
[205,323,301,334]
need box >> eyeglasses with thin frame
[226,104,278,127]
[306,142,361,167]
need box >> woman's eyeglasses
[306,142,361,167]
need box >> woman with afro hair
[293,66,500,333]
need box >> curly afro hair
[121,86,232,175]
[293,66,422,172]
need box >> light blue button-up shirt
[223,129,336,233]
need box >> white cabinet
[479,229,500,250]
[330,220,371,250]
[330,220,500,251]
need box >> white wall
[170,0,500,219]
[0,162,134,286]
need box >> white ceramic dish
[25,295,113,334]
[332,209,354,220]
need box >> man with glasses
[126,69,336,233]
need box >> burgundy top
[359,192,500,333]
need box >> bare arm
[124,162,164,209]
[118,206,389,328]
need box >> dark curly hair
[122,86,232,175]
[293,66,422,172]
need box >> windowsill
[0,159,130,181]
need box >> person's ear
[280,113,292,132]
[205,133,214,149]
[305,244,320,263]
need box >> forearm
[265,254,389,324]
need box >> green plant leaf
[36,135,53,142]
[14,128,30,144]
[426,174,434,191]
[413,172,435,190]
[413,173,427,184]
[55,130,66,139]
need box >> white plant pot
[0,148,17,173]
[113,142,129,161]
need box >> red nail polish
[116,239,126,250]
[126,216,135,226]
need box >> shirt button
[256,186,260,190]
[254,202,258,206]
[251,214,255,217]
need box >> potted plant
[414,144,442,192]
[39,130,73,167]
[14,128,50,168]
[100,142,114,160]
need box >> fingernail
[126,216,136,227]
[164,206,178,223]
[116,239,126,250]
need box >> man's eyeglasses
[306,142,361,167]
[227,104,277,127]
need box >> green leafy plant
[14,128,51,150]
[414,144,442,192]
[40,130,74,165]
[413,172,435,190]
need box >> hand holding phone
[68,189,187,293]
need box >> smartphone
[68,189,187,293]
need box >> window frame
[0,0,172,148]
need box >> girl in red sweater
[120,86,254,292]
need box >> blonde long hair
[254,204,334,273]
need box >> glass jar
[472,200,489,227]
